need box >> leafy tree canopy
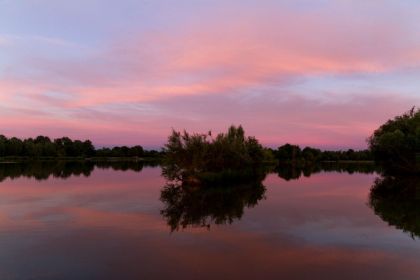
[163,125,266,183]
[368,108,420,174]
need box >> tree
[368,108,420,174]
[7,137,23,156]
[0,135,7,157]
[275,144,302,163]
[163,125,266,184]
[302,147,321,163]
[82,140,95,157]
[129,145,144,157]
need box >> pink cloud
[1,4,420,148]
[4,6,419,105]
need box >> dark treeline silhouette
[270,144,372,166]
[369,175,420,238]
[0,135,162,159]
[95,146,162,158]
[0,160,155,182]
[368,107,420,174]
[0,135,95,157]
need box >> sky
[1,0,420,149]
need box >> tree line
[0,135,161,158]
[1,107,419,175]
[270,144,372,166]
[0,134,374,163]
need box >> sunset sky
[1,0,420,149]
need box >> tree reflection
[160,177,267,232]
[0,161,149,182]
[369,176,420,238]
[276,162,378,181]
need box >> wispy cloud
[1,0,420,148]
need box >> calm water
[0,162,419,279]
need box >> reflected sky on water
[0,163,418,279]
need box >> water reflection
[160,180,266,231]
[0,160,377,183]
[1,161,417,239]
[0,163,420,279]
[369,176,420,239]
[276,162,378,181]
[0,161,382,233]
[0,160,156,182]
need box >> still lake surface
[0,162,419,279]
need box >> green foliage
[163,125,266,182]
[368,108,420,174]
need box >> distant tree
[57,137,76,157]
[53,138,66,156]
[0,135,154,159]
[7,137,23,156]
[144,149,162,158]
[275,144,302,163]
[95,145,149,158]
[82,140,95,157]
[73,140,85,156]
[302,147,321,162]
[0,135,6,157]
[95,147,112,157]
[273,143,371,166]
[129,145,144,157]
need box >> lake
[0,161,419,279]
